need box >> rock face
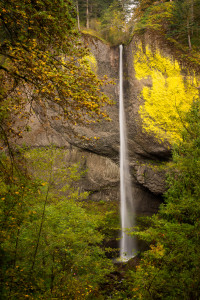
[15,33,175,214]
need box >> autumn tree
[133,43,199,143]
[0,0,113,148]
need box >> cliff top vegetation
[77,0,200,67]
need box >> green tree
[127,100,200,299]
[133,0,200,50]
[74,0,116,29]
[100,0,127,44]
[168,0,200,49]
[0,147,113,299]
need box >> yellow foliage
[150,243,165,258]
[134,44,199,143]
[80,53,97,73]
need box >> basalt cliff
[15,32,194,215]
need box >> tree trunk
[13,228,20,267]
[31,159,53,271]
[86,0,89,29]
[187,17,192,50]
[188,31,192,50]
[191,0,194,35]
[50,252,55,294]
[76,1,80,31]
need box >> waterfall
[119,44,136,261]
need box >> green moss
[139,160,168,172]
[81,30,110,45]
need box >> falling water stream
[119,45,137,261]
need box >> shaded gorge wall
[12,32,199,216]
